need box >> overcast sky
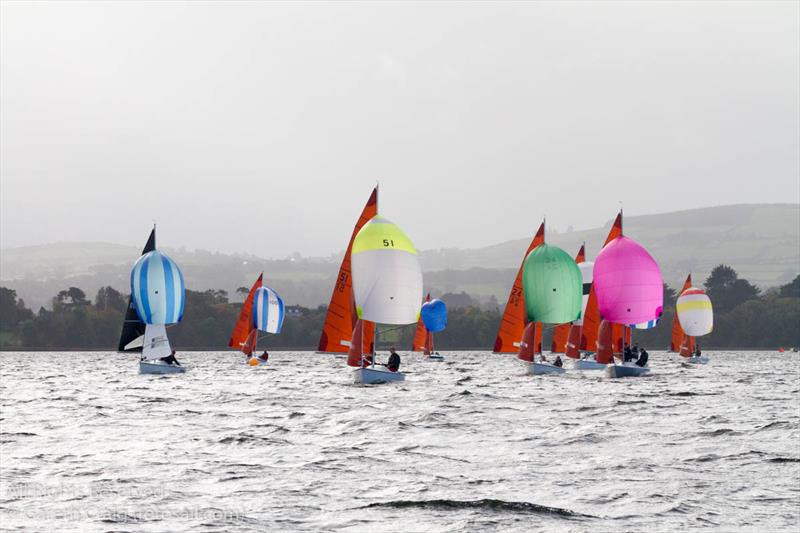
[1,1,798,257]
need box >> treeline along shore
[1,266,798,351]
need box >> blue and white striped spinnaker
[253,286,284,334]
[131,250,185,325]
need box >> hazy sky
[2,1,798,257]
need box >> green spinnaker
[522,243,582,324]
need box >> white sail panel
[142,324,172,360]
[351,217,423,325]
[574,260,594,325]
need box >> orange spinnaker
[517,322,542,362]
[317,188,378,353]
[228,274,263,353]
[412,293,431,352]
[493,222,545,353]
[671,274,693,354]
[552,244,586,353]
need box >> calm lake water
[1,351,798,532]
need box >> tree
[779,275,800,299]
[54,287,90,309]
[95,286,127,312]
[704,265,760,313]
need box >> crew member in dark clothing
[694,346,702,357]
[160,350,181,366]
[386,347,401,372]
[553,355,563,368]
[623,346,633,362]
[257,350,269,362]
[635,349,649,367]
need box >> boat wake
[359,498,594,518]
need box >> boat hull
[424,354,445,362]
[353,367,405,384]
[606,363,649,378]
[527,362,566,375]
[573,359,607,371]
[247,357,269,366]
[139,361,186,374]
[684,356,709,365]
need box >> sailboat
[412,294,447,361]
[593,216,663,378]
[229,274,285,366]
[317,187,377,359]
[674,279,713,364]
[573,213,631,370]
[118,227,186,374]
[493,222,545,358]
[521,240,583,375]
[349,213,423,384]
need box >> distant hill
[1,204,797,311]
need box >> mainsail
[229,274,263,355]
[493,222,545,353]
[118,228,156,352]
[670,274,693,353]
[412,293,432,352]
[317,187,378,353]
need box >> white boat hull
[606,363,650,378]
[573,359,607,371]
[353,367,405,384]
[424,354,445,362]
[527,362,566,375]
[684,356,709,365]
[139,361,185,374]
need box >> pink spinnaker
[593,236,663,325]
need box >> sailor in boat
[361,353,374,368]
[538,353,548,363]
[635,348,649,367]
[160,350,181,366]
[386,347,401,372]
[694,345,702,357]
[257,350,269,363]
[553,355,563,368]
[623,345,634,362]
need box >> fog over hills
[2,204,797,311]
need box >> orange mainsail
[412,293,431,352]
[228,274,263,353]
[552,245,586,353]
[317,187,378,353]
[493,222,545,353]
[671,274,693,354]
[581,212,623,354]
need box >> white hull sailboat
[527,362,566,375]
[606,362,650,378]
[139,360,186,374]
[423,354,445,362]
[573,357,607,371]
[684,355,709,365]
[353,366,406,384]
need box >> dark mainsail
[117,228,156,352]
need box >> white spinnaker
[142,324,172,360]
[352,249,423,325]
[677,288,713,337]
[575,261,594,326]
